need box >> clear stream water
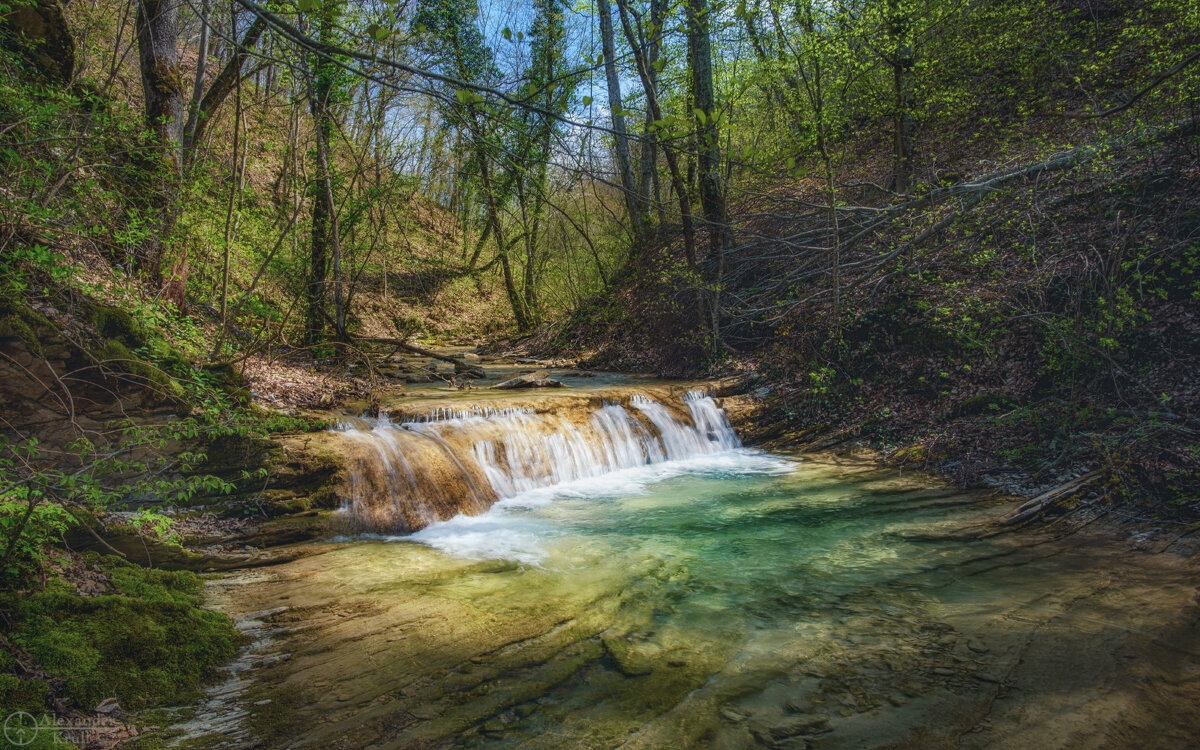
[184,390,1200,749]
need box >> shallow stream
[179,388,1200,749]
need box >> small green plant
[129,509,180,545]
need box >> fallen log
[353,337,467,367]
[1000,471,1102,526]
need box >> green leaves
[582,95,593,106]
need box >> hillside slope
[534,111,1200,516]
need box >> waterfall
[335,391,741,533]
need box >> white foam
[336,390,790,543]
[405,518,549,564]
[404,449,794,563]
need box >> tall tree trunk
[305,9,338,345]
[183,15,267,155]
[615,0,697,269]
[636,0,664,231]
[134,0,184,282]
[313,101,345,342]
[687,0,727,349]
[184,0,209,151]
[742,2,791,116]
[888,0,916,193]
[687,0,725,251]
[596,0,645,244]
[477,149,532,330]
[136,0,183,161]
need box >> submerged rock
[454,363,486,379]
[755,714,831,742]
[602,636,654,676]
[494,370,563,389]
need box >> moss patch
[85,302,153,349]
[0,299,59,358]
[91,338,188,404]
[0,674,49,713]
[2,558,240,714]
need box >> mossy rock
[6,561,240,712]
[198,361,251,404]
[199,361,246,389]
[892,444,930,464]
[91,338,189,405]
[85,302,154,349]
[0,0,76,82]
[0,300,59,358]
[64,525,209,569]
[239,510,334,547]
[601,636,654,677]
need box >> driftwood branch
[1000,471,1102,526]
[353,337,466,366]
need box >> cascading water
[335,391,741,533]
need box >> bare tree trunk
[888,0,916,193]
[615,0,698,269]
[184,0,210,149]
[134,0,184,281]
[216,57,243,354]
[596,0,645,244]
[687,0,728,350]
[636,0,664,230]
[797,2,842,331]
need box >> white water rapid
[334,390,743,533]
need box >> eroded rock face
[0,300,193,439]
[0,0,76,82]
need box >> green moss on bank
[0,299,59,358]
[91,338,189,404]
[0,556,241,723]
[85,302,154,349]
